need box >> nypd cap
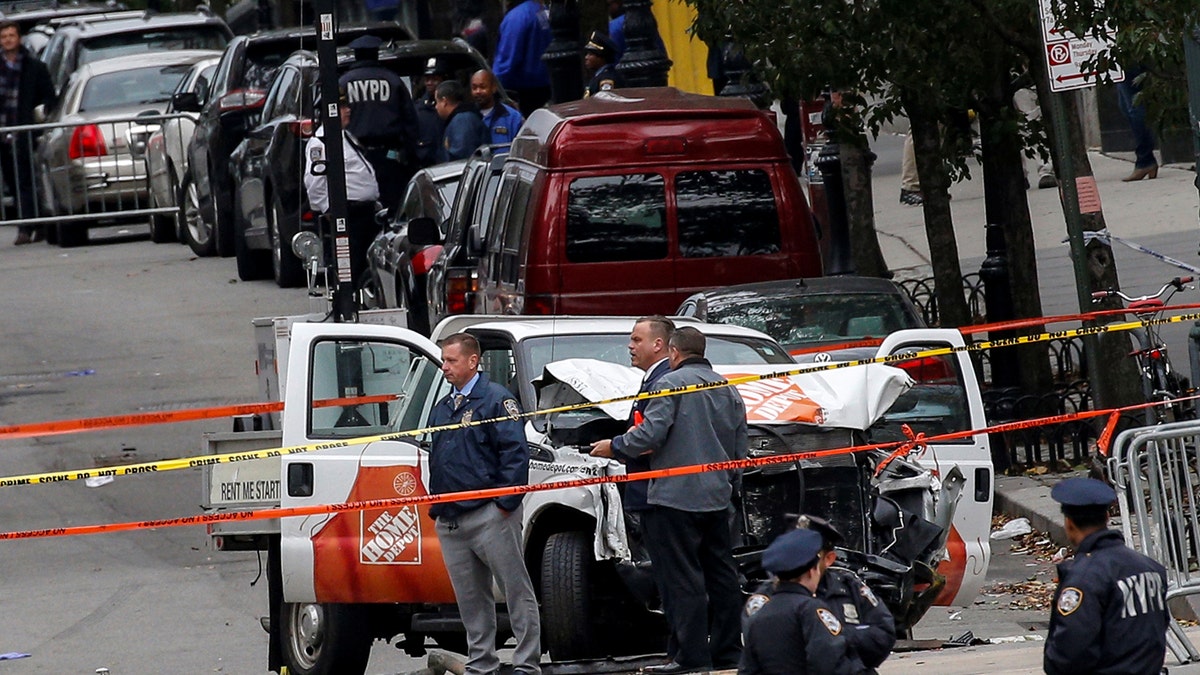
[1050,477,1117,507]
[424,56,453,76]
[762,528,823,575]
[348,35,383,50]
[583,31,617,62]
[795,513,845,548]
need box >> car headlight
[291,231,322,263]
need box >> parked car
[38,8,231,95]
[0,2,130,55]
[417,145,508,332]
[182,23,412,259]
[35,50,217,247]
[227,38,487,286]
[144,52,221,243]
[363,159,468,333]
[676,276,926,355]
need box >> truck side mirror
[467,223,483,258]
[406,216,440,246]
[172,91,202,113]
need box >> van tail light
[301,210,314,222]
[218,88,267,112]
[288,119,315,138]
[525,294,556,315]
[446,269,478,315]
[68,124,107,159]
[411,245,443,276]
[895,355,955,385]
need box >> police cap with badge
[583,31,617,64]
[424,56,454,78]
[763,527,824,577]
[794,513,845,550]
[348,34,383,56]
[1051,477,1116,521]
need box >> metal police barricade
[0,112,192,246]
[1109,420,1200,664]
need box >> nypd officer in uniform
[428,333,542,675]
[741,528,860,674]
[338,34,416,211]
[583,31,624,98]
[1044,477,1169,675]
[744,515,894,673]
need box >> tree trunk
[903,91,971,327]
[840,137,890,278]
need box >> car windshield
[520,333,793,384]
[78,27,229,65]
[707,293,920,348]
[79,63,192,111]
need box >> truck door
[873,329,992,606]
[280,323,454,604]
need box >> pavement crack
[877,229,930,265]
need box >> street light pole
[541,0,583,104]
[615,0,670,87]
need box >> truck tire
[281,602,371,675]
[540,530,600,660]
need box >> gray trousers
[436,503,542,675]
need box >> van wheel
[540,530,600,660]
[281,602,371,675]
[270,194,305,288]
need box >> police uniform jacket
[585,63,624,98]
[740,582,859,675]
[428,373,529,520]
[302,126,379,212]
[438,103,491,164]
[339,60,416,152]
[414,92,443,167]
[611,357,747,513]
[481,101,524,145]
[1043,528,1169,675]
[492,0,552,90]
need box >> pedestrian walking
[338,34,417,212]
[583,31,623,98]
[1116,63,1158,182]
[471,69,524,145]
[435,80,490,163]
[740,528,860,675]
[591,326,745,673]
[415,56,451,168]
[1043,477,1169,675]
[0,20,55,245]
[492,0,552,117]
[302,90,379,289]
[744,515,894,673]
[429,333,542,675]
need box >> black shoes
[899,189,923,206]
[1038,174,1058,189]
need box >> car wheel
[280,602,371,675]
[212,160,234,258]
[357,269,382,311]
[269,194,305,288]
[182,172,214,257]
[540,530,601,661]
[56,221,86,248]
[148,181,176,244]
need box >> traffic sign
[1039,0,1124,92]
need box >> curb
[993,475,1070,547]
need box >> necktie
[454,394,465,409]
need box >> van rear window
[676,170,781,258]
[566,174,667,263]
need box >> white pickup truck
[203,315,993,675]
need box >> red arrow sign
[1056,71,1099,82]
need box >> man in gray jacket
[591,326,747,674]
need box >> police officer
[414,56,451,168]
[429,333,542,675]
[583,31,624,98]
[744,515,894,673]
[741,528,860,675]
[338,34,416,211]
[1044,477,1169,675]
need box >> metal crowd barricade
[0,112,191,237]
[1109,421,1200,664]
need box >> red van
[474,87,824,316]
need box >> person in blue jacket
[429,333,542,675]
[434,80,490,163]
[470,69,523,144]
[1043,477,1169,675]
[492,0,551,117]
[607,0,667,63]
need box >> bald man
[471,69,524,145]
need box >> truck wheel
[540,530,600,660]
[281,602,371,675]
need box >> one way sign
[1040,0,1124,92]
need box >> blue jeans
[1116,66,1157,169]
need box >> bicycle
[1092,276,1195,424]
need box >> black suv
[179,23,412,258]
[39,9,232,95]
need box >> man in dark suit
[623,315,674,517]
[0,20,55,245]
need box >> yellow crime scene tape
[1,310,1197,488]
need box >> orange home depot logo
[730,375,826,425]
[361,506,422,564]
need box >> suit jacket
[622,358,670,512]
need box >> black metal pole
[979,222,1018,386]
[815,100,853,275]
[715,42,769,108]
[541,0,582,104]
[312,1,355,322]
[615,0,670,87]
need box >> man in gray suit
[590,326,747,674]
